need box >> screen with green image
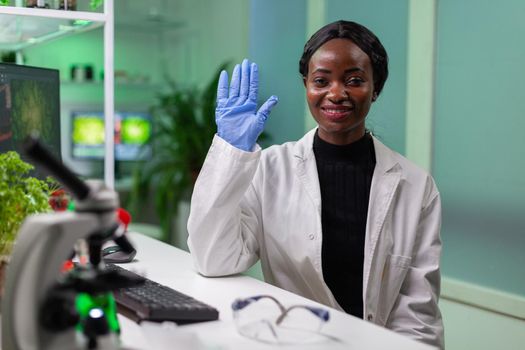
[71,111,152,161]
[119,114,151,145]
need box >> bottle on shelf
[59,0,76,10]
[26,0,49,8]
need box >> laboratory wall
[433,2,525,347]
[434,0,525,296]
[248,0,307,146]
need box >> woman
[188,20,444,348]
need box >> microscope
[1,136,143,350]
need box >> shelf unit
[0,1,116,188]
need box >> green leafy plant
[0,151,53,258]
[129,62,271,242]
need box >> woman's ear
[303,76,307,88]
[372,91,378,102]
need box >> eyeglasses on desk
[231,294,331,345]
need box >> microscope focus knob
[84,308,119,350]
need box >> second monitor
[71,111,152,162]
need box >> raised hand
[215,59,278,152]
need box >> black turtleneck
[313,131,376,318]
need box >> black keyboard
[106,264,219,324]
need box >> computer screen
[0,63,61,165]
[71,111,152,161]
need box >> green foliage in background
[0,152,53,257]
[129,63,230,241]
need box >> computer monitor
[71,111,152,161]
[0,63,61,168]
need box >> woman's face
[304,38,375,145]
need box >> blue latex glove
[216,59,278,152]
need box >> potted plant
[0,151,55,293]
[129,62,271,243]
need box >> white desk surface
[117,232,434,350]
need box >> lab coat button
[367,314,373,321]
[308,234,315,240]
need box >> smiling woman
[187,20,443,349]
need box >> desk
[117,232,434,350]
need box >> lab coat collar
[292,127,400,174]
[291,129,401,214]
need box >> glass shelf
[0,6,105,51]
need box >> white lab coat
[188,128,444,349]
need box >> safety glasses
[231,295,330,344]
